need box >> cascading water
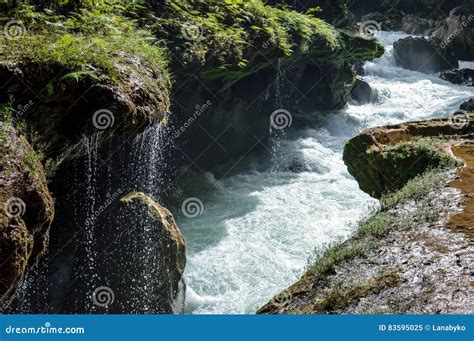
[176,31,473,314]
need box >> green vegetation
[306,212,394,280]
[149,0,382,79]
[381,168,454,209]
[380,138,460,171]
[310,269,400,313]
[2,3,170,83]
[0,101,14,125]
[2,0,383,83]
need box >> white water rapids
[175,31,473,314]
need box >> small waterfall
[82,133,101,312]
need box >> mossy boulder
[0,58,169,163]
[0,123,54,309]
[343,117,472,198]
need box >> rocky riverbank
[258,105,474,314]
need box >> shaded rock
[433,7,474,61]
[440,68,474,86]
[343,117,472,198]
[0,123,54,310]
[350,78,373,104]
[352,61,365,76]
[393,37,458,73]
[173,60,357,170]
[460,98,474,112]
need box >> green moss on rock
[0,123,54,309]
[343,117,471,198]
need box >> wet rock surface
[393,37,458,73]
[440,68,474,86]
[350,78,373,104]
[0,123,54,310]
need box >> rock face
[440,68,474,86]
[172,60,357,169]
[433,7,474,61]
[0,59,169,161]
[0,123,54,310]
[343,117,472,198]
[350,78,373,104]
[393,37,458,73]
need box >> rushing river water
[173,31,473,314]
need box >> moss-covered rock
[120,192,186,313]
[0,57,169,164]
[343,117,472,198]
[0,123,54,309]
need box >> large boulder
[440,68,474,86]
[343,116,472,198]
[119,193,186,314]
[0,123,54,309]
[0,59,169,162]
[433,7,474,61]
[393,37,458,73]
[350,78,373,104]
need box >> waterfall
[82,133,101,312]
